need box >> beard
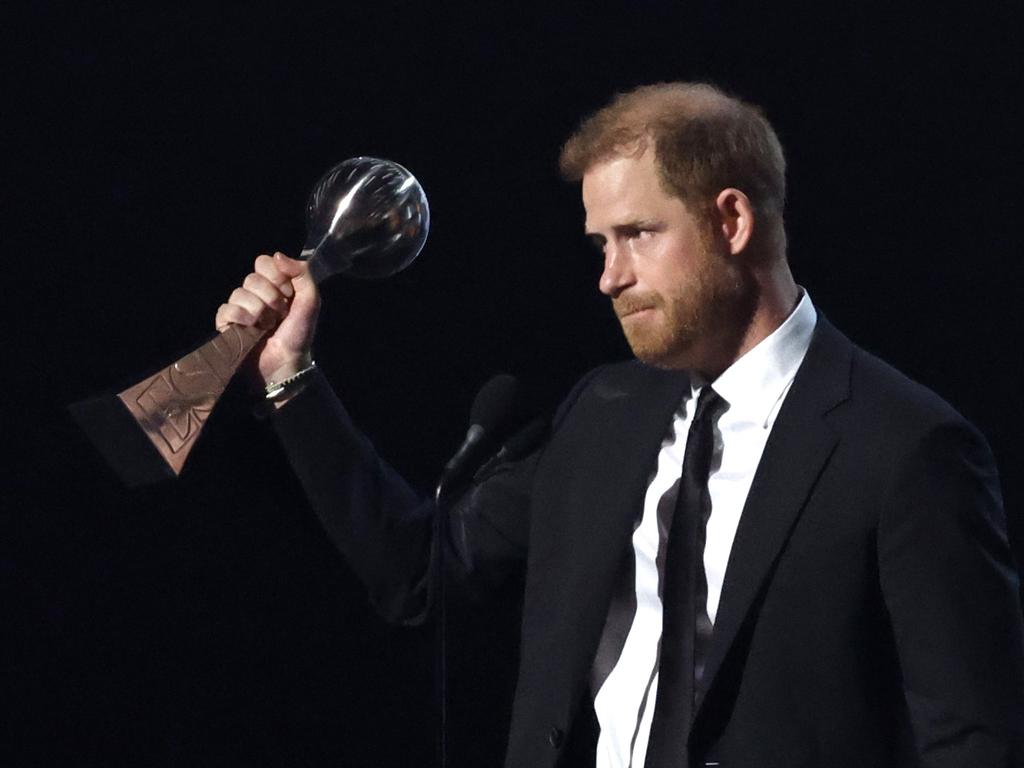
[613,245,755,371]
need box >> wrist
[265,358,317,399]
[261,351,313,389]
[261,358,318,412]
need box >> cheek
[642,248,692,295]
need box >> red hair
[559,82,786,226]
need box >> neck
[694,261,800,380]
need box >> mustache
[613,294,659,319]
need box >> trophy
[72,157,430,486]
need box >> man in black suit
[216,83,1024,766]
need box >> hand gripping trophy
[72,158,430,486]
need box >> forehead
[582,152,685,230]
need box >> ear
[714,188,754,255]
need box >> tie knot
[692,386,724,425]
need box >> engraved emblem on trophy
[72,157,430,486]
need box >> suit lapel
[693,317,853,727]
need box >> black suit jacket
[272,317,1024,768]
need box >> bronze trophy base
[71,324,265,487]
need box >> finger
[228,287,272,325]
[215,302,257,332]
[254,253,295,298]
[242,272,290,314]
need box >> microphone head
[438,373,523,499]
[469,373,521,434]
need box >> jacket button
[547,727,564,748]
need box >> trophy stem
[114,324,267,477]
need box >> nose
[599,243,635,298]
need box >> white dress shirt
[593,292,817,768]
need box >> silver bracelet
[264,361,317,400]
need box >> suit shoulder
[844,338,982,442]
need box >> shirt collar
[701,290,817,428]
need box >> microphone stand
[432,477,456,768]
[429,373,521,768]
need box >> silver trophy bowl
[301,156,430,282]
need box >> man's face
[582,151,749,371]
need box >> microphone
[436,373,521,501]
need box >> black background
[5,2,1022,766]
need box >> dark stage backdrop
[5,2,1022,766]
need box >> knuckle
[254,255,279,278]
[216,303,243,329]
[256,256,294,293]
[229,287,251,304]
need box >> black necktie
[645,386,724,768]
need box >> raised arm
[216,254,537,623]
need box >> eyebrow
[584,219,661,240]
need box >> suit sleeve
[878,418,1024,767]
[270,370,437,624]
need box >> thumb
[272,251,320,338]
[273,251,318,302]
[273,251,307,279]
